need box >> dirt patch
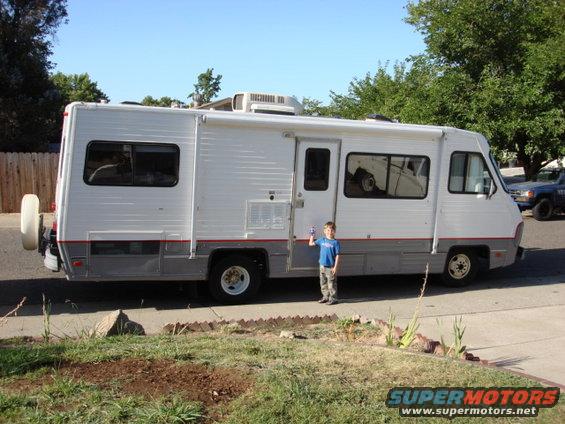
[8,358,253,408]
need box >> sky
[51,0,426,105]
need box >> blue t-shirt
[315,237,341,267]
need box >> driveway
[1,213,564,385]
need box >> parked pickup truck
[508,168,565,221]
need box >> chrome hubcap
[220,266,250,295]
[448,254,471,279]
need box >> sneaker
[327,299,338,305]
[318,298,329,303]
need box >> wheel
[441,249,478,287]
[208,255,262,304]
[21,194,41,250]
[532,198,553,221]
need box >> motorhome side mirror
[487,179,496,199]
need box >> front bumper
[510,196,534,211]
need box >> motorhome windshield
[489,152,509,193]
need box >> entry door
[289,139,340,270]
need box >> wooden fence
[0,153,59,213]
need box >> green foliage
[189,68,222,104]
[0,0,68,151]
[51,72,109,106]
[321,0,564,179]
[406,0,565,179]
[141,95,184,108]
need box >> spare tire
[21,194,40,250]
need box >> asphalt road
[1,213,564,385]
[1,213,564,306]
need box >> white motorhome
[21,93,524,303]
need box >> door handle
[295,199,304,208]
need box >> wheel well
[535,193,552,203]
[208,249,269,278]
[447,245,490,266]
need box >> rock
[433,344,446,356]
[93,310,145,337]
[359,316,370,325]
[279,330,296,339]
[351,314,361,323]
[414,334,433,353]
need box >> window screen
[85,142,179,187]
[304,148,330,191]
[345,153,429,199]
[448,152,495,194]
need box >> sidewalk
[2,280,565,386]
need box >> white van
[21,93,524,303]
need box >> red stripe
[58,236,513,243]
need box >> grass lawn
[0,324,563,423]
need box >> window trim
[84,140,180,187]
[448,151,497,195]
[303,147,331,191]
[343,151,431,200]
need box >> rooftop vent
[232,92,303,115]
[365,113,394,123]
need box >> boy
[309,221,341,305]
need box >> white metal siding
[196,125,294,240]
[61,107,194,242]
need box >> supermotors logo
[386,387,560,418]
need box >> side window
[304,148,330,191]
[345,153,429,199]
[388,156,430,198]
[449,152,495,194]
[85,141,179,187]
[345,153,388,198]
[134,145,179,186]
[85,142,133,185]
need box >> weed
[398,263,429,349]
[436,316,467,358]
[42,294,52,342]
[336,317,357,341]
[138,396,203,423]
[447,316,466,358]
[0,297,27,327]
[385,309,396,347]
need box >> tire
[441,249,478,287]
[21,194,41,251]
[208,255,262,304]
[532,198,553,221]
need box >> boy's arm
[332,255,340,275]
[309,235,316,247]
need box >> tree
[0,0,68,151]
[405,0,564,179]
[51,72,109,106]
[189,68,222,104]
[141,95,184,108]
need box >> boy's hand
[331,266,337,276]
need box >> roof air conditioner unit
[232,92,303,115]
